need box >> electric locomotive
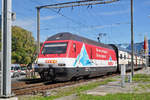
[36,32,118,81]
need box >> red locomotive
[35,32,145,81]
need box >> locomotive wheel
[83,75,89,79]
[39,69,55,81]
[39,72,46,80]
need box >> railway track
[12,78,45,88]
[12,73,118,95]
[12,68,142,96]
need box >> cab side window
[73,43,76,52]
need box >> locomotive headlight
[58,63,66,66]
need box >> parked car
[11,65,21,78]
[20,67,27,75]
[11,64,26,78]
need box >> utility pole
[37,8,40,55]
[131,0,134,77]
[1,0,12,97]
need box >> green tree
[0,26,37,64]
[11,26,37,64]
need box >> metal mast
[37,8,40,55]
[1,0,12,97]
[131,0,134,77]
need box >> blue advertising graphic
[108,56,113,66]
[109,56,112,61]
[73,44,92,67]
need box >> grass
[129,74,150,93]
[19,78,116,100]
[132,74,150,82]
[38,78,116,100]
[133,87,139,92]
[138,84,150,90]
[19,74,150,100]
[78,93,150,100]
[25,75,38,79]
[77,74,150,100]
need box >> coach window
[124,55,126,59]
[120,54,123,59]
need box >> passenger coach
[110,44,146,71]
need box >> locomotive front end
[36,41,70,81]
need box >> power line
[48,8,88,27]
[87,8,102,26]
[38,0,120,31]
[39,0,119,31]
[37,0,119,9]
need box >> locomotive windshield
[41,42,68,54]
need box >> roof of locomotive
[46,32,113,49]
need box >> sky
[0,0,150,44]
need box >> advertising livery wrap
[37,41,117,68]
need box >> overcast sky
[0,0,150,44]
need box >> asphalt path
[0,71,26,89]
[11,75,26,83]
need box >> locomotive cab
[37,40,80,81]
[38,41,68,67]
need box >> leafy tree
[0,26,37,64]
[12,26,37,64]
